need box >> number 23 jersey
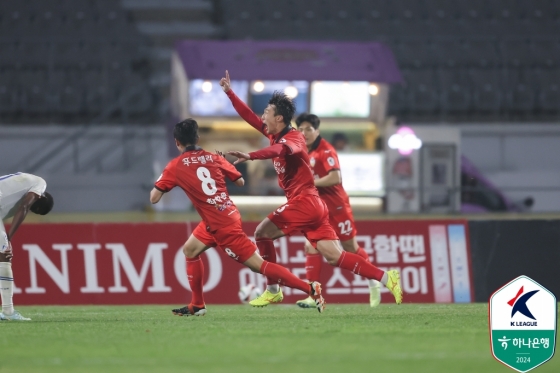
[154,148,242,231]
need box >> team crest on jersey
[310,157,316,167]
[327,157,335,166]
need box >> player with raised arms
[150,119,325,315]
[220,70,402,307]
[0,172,54,320]
[295,113,381,308]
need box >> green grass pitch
[2,304,558,373]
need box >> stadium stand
[1,1,558,123]
[219,0,560,122]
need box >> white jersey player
[0,172,53,321]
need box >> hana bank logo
[508,286,539,326]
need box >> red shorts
[329,207,357,241]
[192,220,257,263]
[268,194,338,247]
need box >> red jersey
[155,146,242,231]
[226,89,317,201]
[308,136,351,214]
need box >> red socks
[355,247,370,261]
[186,257,205,307]
[305,253,323,282]
[260,261,310,294]
[336,251,384,281]
[256,238,277,285]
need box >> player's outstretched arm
[220,70,266,135]
[229,143,289,163]
[7,192,39,242]
[228,151,251,165]
[217,152,246,186]
[150,188,164,204]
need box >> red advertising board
[9,220,473,305]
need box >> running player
[150,118,325,315]
[0,172,54,320]
[220,70,402,307]
[295,113,381,308]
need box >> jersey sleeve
[154,161,176,192]
[225,89,267,136]
[28,175,47,196]
[279,132,306,155]
[219,157,242,182]
[317,150,341,173]
[249,143,288,160]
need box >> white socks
[368,279,380,288]
[380,272,388,286]
[267,284,280,294]
[0,262,14,315]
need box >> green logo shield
[489,276,557,372]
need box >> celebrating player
[295,113,381,308]
[0,172,54,321]
[150,119,325,315]
[220,70,402,307]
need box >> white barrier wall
[0,125,167,212]
[460,124,560,212]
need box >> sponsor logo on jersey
[273,161,285,174]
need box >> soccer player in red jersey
[150,119,326,315]
[295,113,381,308]
[220,71,402,307]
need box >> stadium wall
[8,219,557,305]
[469,219,560,302]
[9,220,473,305]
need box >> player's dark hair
[174,118,199,146]
[30,192,53,215]
[295,113,320,129]
[331,132,349,144]
[268,91,296,125]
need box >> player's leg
[314,239,402,304]
[254,213,287,295]
[296,239,323,308]
[308,199,403,304]
[0,224,29,321]
[172,223,213,316]
[243,253,325,312]
[340,237,381,307]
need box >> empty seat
[19,71,49,114]
[439,68,471,113]
[469,69,503,114]
[500,40,535,68]
[531,41,560,68]
[460,41,501,68]
[0,71,19,113]
[392,40,441,69]
[533,68,560,113]
[505,68,536,113]
[388,82,410,114]
[405,69,440,114]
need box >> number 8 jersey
[154,147,242,231]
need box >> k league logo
[508,286,539,325]
[489,275,557,373]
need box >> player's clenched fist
[219,70,231,92]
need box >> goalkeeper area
[4,304,558,373]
